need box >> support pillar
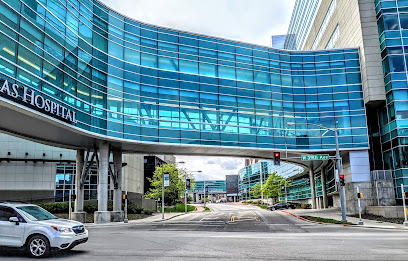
[309,166,316,209]
[111,149,123,222]
[72,149,86,223]
[321,166,328,209]
[95,141,110,224]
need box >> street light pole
[260,161,264,201]
[287,121,347,222]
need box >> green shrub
[127,204,144,214]
[83,203,98,213]
[144,209,153,215]
[38,202,74,214]
[300,204,311,209]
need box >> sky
[100,0,296,180]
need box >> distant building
[189,180,226,202]
[284,0,322,49]
[226,175,239,202]
[271,34,287,49]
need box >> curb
[84,213,187,228]
[152,212,187,222]
[281,210,308,221]
[281,211,408,230]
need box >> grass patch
[204,207,211,211]
[301,215,354,225]
[258,205,268,209]
[350,213,404,224]
[158,203,196,213]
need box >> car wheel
[26,235,50,258]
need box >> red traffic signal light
[339,174,345,187]
[71,194,76,200]
[274,152,280,166]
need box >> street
[2,203,408,260]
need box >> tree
[250,183,262,199]
[262,171,284,199]
[144,164,196,206]
[144,163,184,206]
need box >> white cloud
[99,0,295,46]
[99,0,295,180]
[176,156,245,180]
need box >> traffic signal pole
[335,130,347,222]
[402,184,408,226]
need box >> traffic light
[305,178,310,186]
[357,192,363,198]
[281,184,285,193]
[339,174,345,187]
[71,194,76,200]
[274,152,280,166]
[123,194,127,200]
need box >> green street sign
[301,154,330,161]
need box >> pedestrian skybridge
[0,0,369,160]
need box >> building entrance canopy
[0,0,368,159]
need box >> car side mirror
[9,217,20,225]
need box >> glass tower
[375,0,408,199]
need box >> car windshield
[16,206,57,221]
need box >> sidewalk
[284,208,408,230]
[84,212,186,228]
[191,205,205,212]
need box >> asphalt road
[2,203,408,260]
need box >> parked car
[267,202,296,211]
[0,202,88,258]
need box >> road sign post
[162,172,169,220]
[185,178,190,213]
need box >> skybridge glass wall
[0,0,368,151]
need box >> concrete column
[309,166,316,209]
[321,167,328,209]
[111,149,123,222]
[94,140,110,224]
[72,149,86,223]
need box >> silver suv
[0,202,88,258]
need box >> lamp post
[186,170,202,212]
[287,121,347,222]
[176,161,201,213]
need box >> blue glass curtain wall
[375,0,408,199]
[0,0,369,151]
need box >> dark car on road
[267,202,296,211]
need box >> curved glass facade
[0,0,368,151]
[375,0,408,198]
[238,161,304,200]
[238,161,336,201]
